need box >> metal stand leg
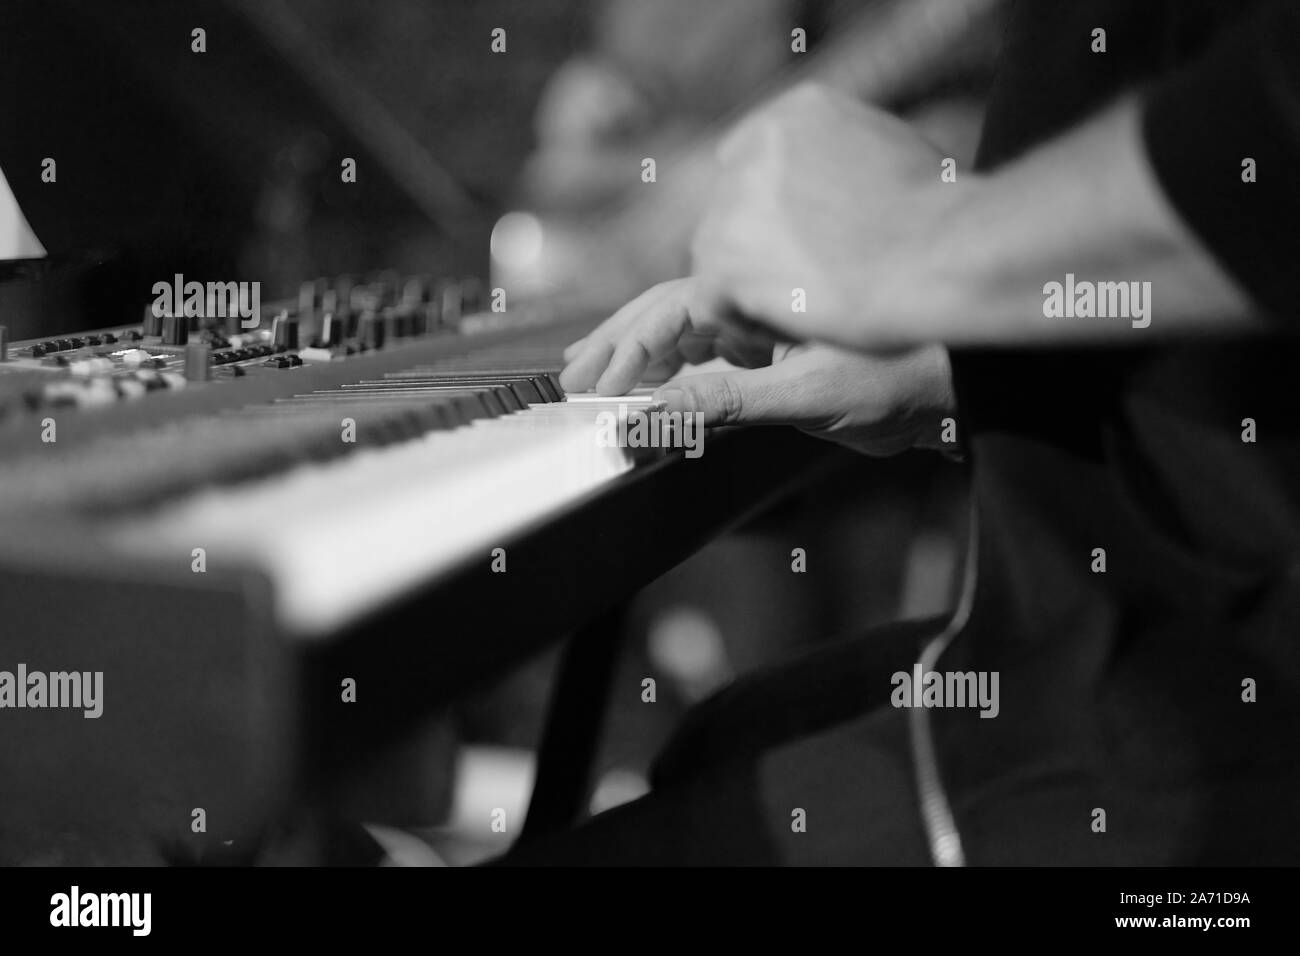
[520,602,629,843]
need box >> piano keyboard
[108,357,663,634]
[0,329,668,634]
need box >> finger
[559,340,615,393]
[714,320,777,369]
[676,331,717,365]
[584,282,676,352]
[653,359,818,427]
[559,281,680,391]
[595,289,699,394]
[562,337,587,362]
[643,354,685,384]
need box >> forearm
[898,97,1262,345]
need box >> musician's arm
[858,2,1300,346]
[897,98,1259,345]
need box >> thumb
[653,363,813,427]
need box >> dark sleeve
[1141,1,1300,323]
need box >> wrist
[869,171,989,347]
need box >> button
[116,379,147,400]
[70,357,112,376]
[121,348,152,367]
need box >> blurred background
[0,0,998,864]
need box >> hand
[686,83,957,349]
[658,341,956,458]
[560,277,957,458]
[559,277,778,395]
[690,85,1256,348]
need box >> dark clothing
[501,619,939,865]
[504,0,1300,864]
[944,0,1300,865]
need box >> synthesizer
[0,271,850,861]
[0,274,650,631]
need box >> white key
[106,399,644,635]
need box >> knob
[334,275,355,316]
[298,278,326,320]
[459,277,484,314]
[184,342,212,382]
[320,312,345,347]
[401,276,427,307]
[376,269,402,307]
[162,313,188,346]
[383,306,416,340]
[142,304,164,337]
[272,311,299,350]
[437,281,463,325]
[357,310,384,350]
